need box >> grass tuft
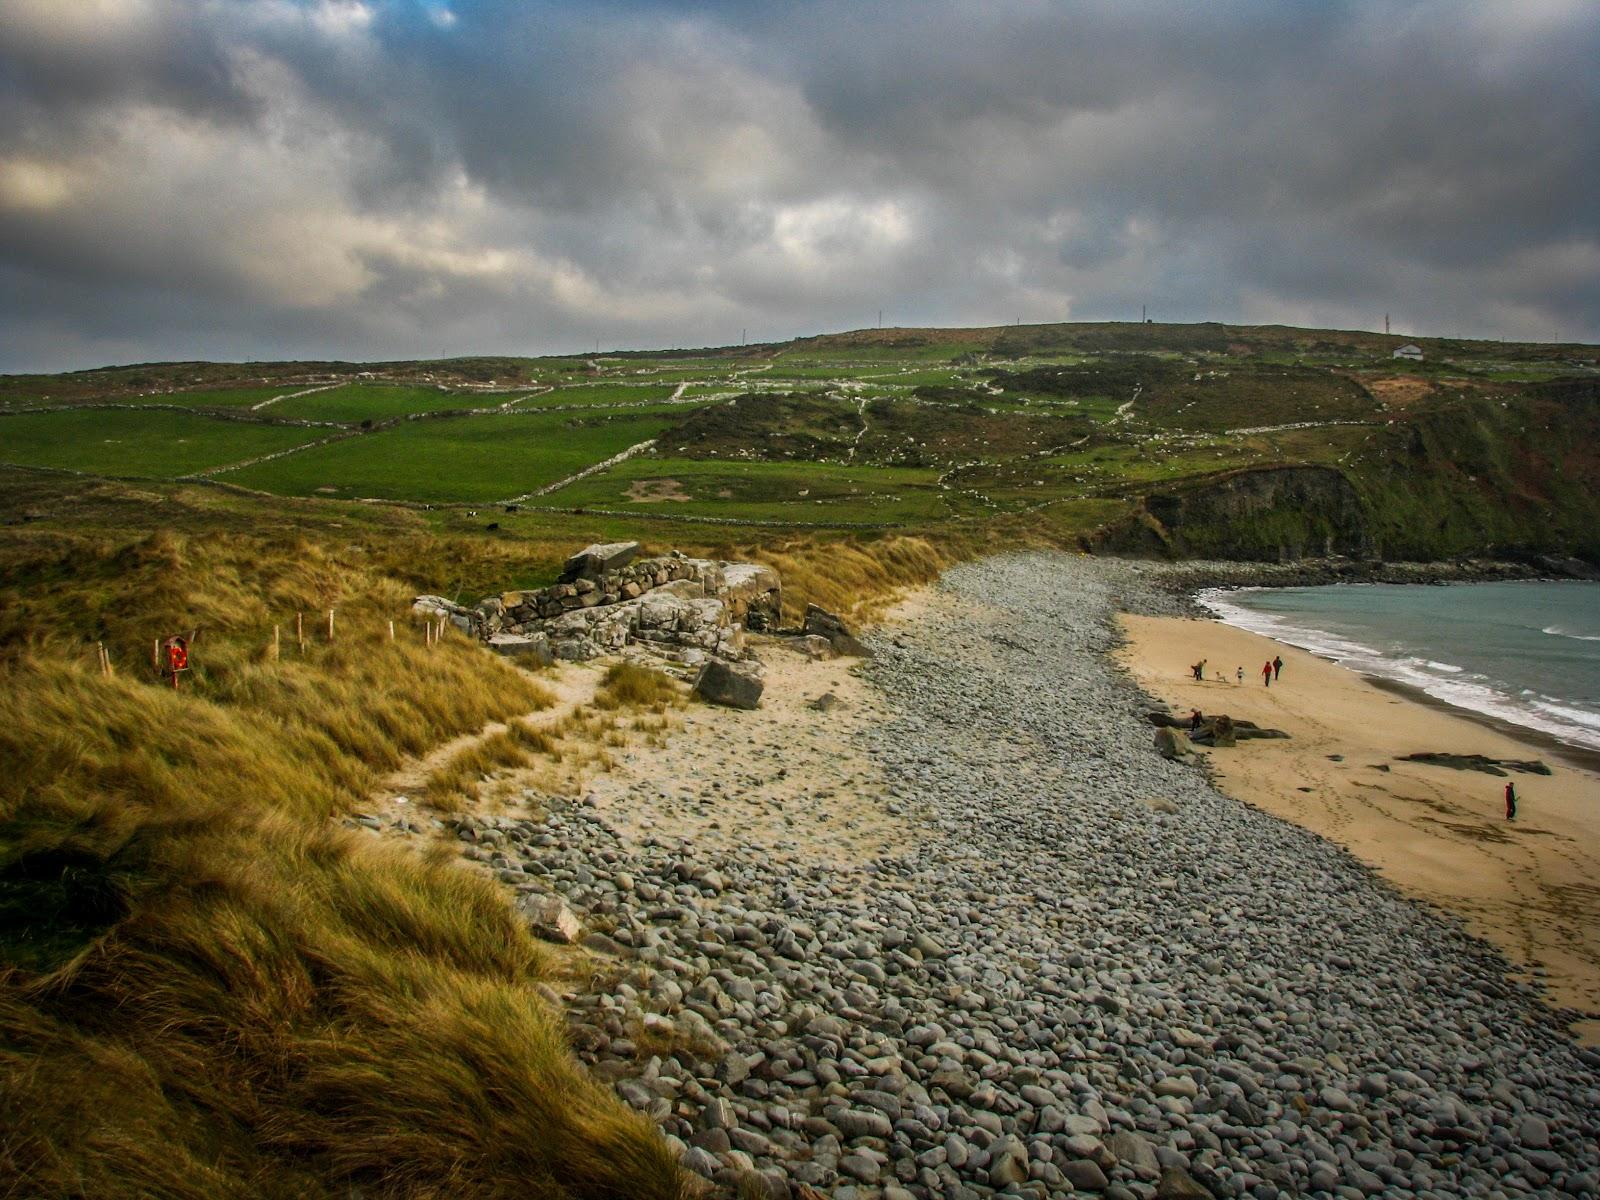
[592,661,682,712]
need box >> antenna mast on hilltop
[1142,304,1147,323]
[1385,313,1390,336]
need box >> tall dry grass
[0,496,1038,1197]
[0,528,689,1199]
[740,532,962,623]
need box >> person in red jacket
[1262,660,1273,687]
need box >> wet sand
[1116,613,1600,1043]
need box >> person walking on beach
[1273,655,1283,682]
[1236,666,1244,684]
[1262,660,1273,687]
[1505,781,1517,821]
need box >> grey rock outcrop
[561,540,640,581]
[802,604,871,657]
[416,546,781,668]
[693,660,764,710]
[486,632,554,666]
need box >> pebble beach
[453,552,1600,1199]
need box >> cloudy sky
[2,0,1596,371]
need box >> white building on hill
[1392,344,1424,361]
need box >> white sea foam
[1199,587,1600,752]
[1543,625,1600,642]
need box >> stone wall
[414,543,781,666]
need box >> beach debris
[1148,711,1259,746]
[808,692,840,712]
[1399,752,1552,776]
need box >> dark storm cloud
[1,0,1596,371]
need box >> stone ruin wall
[414,547,782,668]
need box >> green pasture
[550,455,949,524]
[0,408,324,478]
[6,384,296,410]
[854,368,972,389]
[226,411,677,504]
[269,383,508,422]
[679,384,745,399]
[145,385,299,408]
[512,383,680,409]
[948,438,1261,502]
[998,390,1127,422]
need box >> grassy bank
[0,468,994,1197]
[0,495,700,1198]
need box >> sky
[1,0,1597,372]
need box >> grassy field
[0,408,325,477]
[513,383,681,408]
[270,383,507,422]
[550,453,950,523]
[157,384,308,408]
[227,411,676,503]
[2,384,306,411]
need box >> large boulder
[693,660,764,710]
[560,541,639,582]
[1154,726,1196,760]
[802,603,871,657]
[486,632,554,667]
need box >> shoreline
[1113,605,1600,1043]
[1189,576,1600,772]
[1358,670,1600,777]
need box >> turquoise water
[1199,580,1600,752]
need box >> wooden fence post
[271,624,281,662]
[297,611,305,653]
[327,608,335,642]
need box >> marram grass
[0,529,688,1199]
[0,502,1015,1197]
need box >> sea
[1198,580,1600,755]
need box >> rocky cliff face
[1097,466,1374,561]
[1096,383,1600,564]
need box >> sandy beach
[1116,612,1600,1042]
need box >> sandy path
[584,636,912,869]
[366,663,602,821]
[1116,613,1600,1042]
